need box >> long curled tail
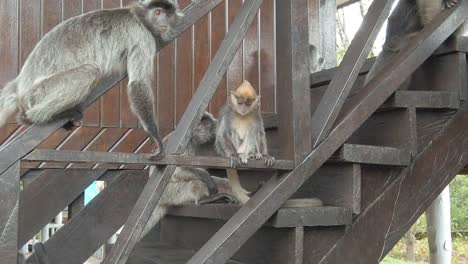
[0,81,18,127]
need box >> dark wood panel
[209,1,228,114]
[259,0,276,113]
[80,0,102,126]
[25,128,72,168]
[42,0,62,34]
[19,0,41,67]
[244,10,260,90]
[0,124,20,145]
[226,0,244,101]
[0,0,18,85]
[63,0,82,20]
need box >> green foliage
[381,257,420,264]
[451,175,468,235]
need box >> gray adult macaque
[365,0,466,85]
[0,0,184,160]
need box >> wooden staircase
[1,0,468,263]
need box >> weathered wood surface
[24,150,294,170]
[318,99,468,264]
[0,162,20,264]
[330,143,410,166]
[186,3,468,263]
[381,91,460,109]
[167,204,352,228]
[104,1,264,263]
[276,0,311,162]
[0,0,223,177]
[310,0,395,147]
[25,171,148,264]
[18,169,108,247]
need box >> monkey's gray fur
[0,0,184,159]
[140,112,237,239]
[365,0,466,85]
[310,44,325,73]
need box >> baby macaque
[215,81,274,204]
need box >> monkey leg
[24,64,100,125]
[226,168,251,204]
[127,80,165,160]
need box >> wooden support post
[104,1,264,263]
[185,4,468,263]
[276,0,311,162]
[0,162,20,263]
[309,0,337,69]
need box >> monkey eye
[154,8,165,16]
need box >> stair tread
[330,143,411,166]
[167,204,352,228]
[128,241,244,264]
[381,90,460,110]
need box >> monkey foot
[445,0,459,8]
[199,193,240,204]
[263,155,275,167]
[149,150,165,161]
[61,121,77,131]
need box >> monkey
[365,0,465,86]
[139,112,238,240]
[215,80,274,204]
[310,44,325,73]
[0,0,185,160]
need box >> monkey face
[230,93,259,116]
[141,0,184,41]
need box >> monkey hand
[445,0,459,8]
[149,148,165,161]
[263,155,275,167]
[250,152,263,160]
[238,153,249,165]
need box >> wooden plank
[18,169,107,247]
[259,0,276,113]
[81,0,102,126]
[26,171,148,264]
[175,0,194,123]
[24,149,295,170]
[104,1,264,263]
[310,0,395,147]
[317,93,468,264]
[19,0,41,68]
[0,0,220,176]
[0,162,20,263]
[331,143,410,166]
[310,58,376,88]
[0,0,19,85]
[309,0,337,69]
[226,0,244,103]
[276,0,312,162]
[42,0,62,34]
[185,3,468,263]
[167,204,351,228]
[157,41,176,132]
[209,1,228,114]
[381,90,460,109]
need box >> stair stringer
[308,101,468,264]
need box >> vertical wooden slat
[158,45,176,131]
[193,5,210,106]
[276,0,311,162]
[227,0,244,97]
[42,0,62,35]
[101,0,121,127]
[175,0,194,122]
[209,1,228,114]
[19,0,41,68]
[81,0,102,126]
[0,162,20,263]
[259,0,276,113]
[308,0,337,69]
[0,0,19,85]
[62,0,82,20]
[244,5,260,90]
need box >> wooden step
[166,204,352,228]
[128,240,244,264]
[381,90,460,110]
[330,143,410,166]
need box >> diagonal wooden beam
[186,3,468,263]
[18,169,108,247]
[319,103,468,264]
[104,1,264,263]
[0,162,20,263]
[25,171,147,264]
[310,0,395,147]
[24,149,295,170]
[0,0,224,176]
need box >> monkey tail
[0,81,18,128]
